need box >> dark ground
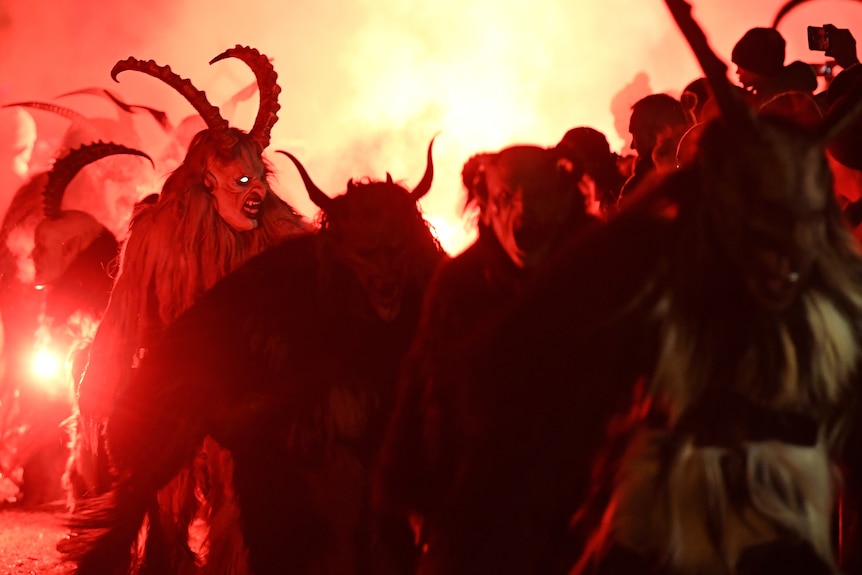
[0,505,74,575]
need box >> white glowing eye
[238,175,250,185]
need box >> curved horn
[43,141,154,219]
[411,136,436,200]
[386,172,394,184]
[2,101,88,123]
[111,57,233,144]
[771,0,862,28]
[210,46,281,149]
[772,0,813,27]
[57,87,172,131]
[275,150,334,211]
[663,0,755,130]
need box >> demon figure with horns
[35,143,153,508]
[0,142,151,508]
[378,2,862,575]
[65,139,445,575]
[69,46,309,574]
[0,98,162,503]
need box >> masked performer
[374,142,603,566]
[72,47,309,575]
[12,143,150,508]
[0,100,161,502]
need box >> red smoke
[0,0,860,254]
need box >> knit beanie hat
[732,27,786,75]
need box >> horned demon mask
[32,142,152,287]
[278,140,435,322]
[111,46,280,232]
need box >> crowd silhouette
[0,1,861,574]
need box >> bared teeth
[242,193,262,217]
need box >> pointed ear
[204,169,217,191]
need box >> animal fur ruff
[607,428,837,575]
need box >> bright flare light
[30,348,63,393]
[426,213,478,256]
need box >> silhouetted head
[465,145,584,268]
[556,127,624,215]
[732,27,786,90]
[279,140,439,322]
[681,77,711,123]
[629,94,689,156]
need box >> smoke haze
[1,0,860,252]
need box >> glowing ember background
[0,0,861,254]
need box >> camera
[808,26,830,51]
[808,25,851,52]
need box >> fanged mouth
[242,193,263,218]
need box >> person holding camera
[818,24,859,71]
[731,27,818,106]
[812,24,861,110]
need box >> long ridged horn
[275,150,334,210]
[210,46,280,149]
[57,87,172,131]
[111,57,233,145]
[43,141,154,219]
[2,101,88,123]
[664,0,754,129]
[411,136,436,200]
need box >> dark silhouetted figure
[731,27,817,106]
[618,93,689,204]
[376,143,604,575]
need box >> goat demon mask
[33,142,152,287]
[279,140,435,322]
[111,45,280,232]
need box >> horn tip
[110,59,132,82]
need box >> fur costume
[72,47,309,575]
[375,143,604,567]
[404,3,862,573]
[66,144,445,575]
